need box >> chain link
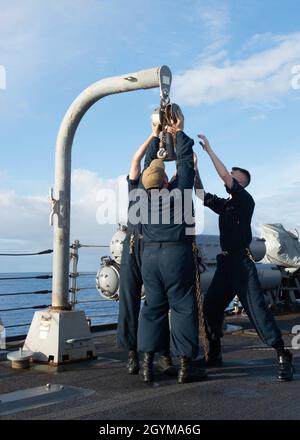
[157,104,177,159]
[192,240,209,360]
[129,233,135,255]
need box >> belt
[144,241,191,248]
[126,231,143,240]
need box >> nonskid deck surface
[0,315,299,420]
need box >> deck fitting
[7,349,33,369]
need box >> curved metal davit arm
[52,66,170,309]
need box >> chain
[129,233,135,255]
[160,126,167,151]
[246,247,256,263]
[157,104,178,160]
[165,104,177,151]
[192,240,209,360]
[157,106,168,159]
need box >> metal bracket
[101,255,114,266]
[49,187,59,226]
[157,148,168,160]
[158,65,172,107]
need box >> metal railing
[1,240,300,338]
[0,240,118,337]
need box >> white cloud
[1,152,299,271]
[173,32,300,106]
[71,169,128,241]
[242,32,298,53]
[0,189,50,261]
[0,169,124,271]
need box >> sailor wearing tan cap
[137,110,207,384]
[117,121,177,378]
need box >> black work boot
[177,356,207,384]
[140,352,155,383]
[277,350,295,382]
[127,350,139,375]
[157,355,177,376]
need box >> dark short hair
[232,167,251,187]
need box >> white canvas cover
[261,223,300,268]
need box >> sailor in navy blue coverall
[117,124,175,376]
[137,112,206,384]
[197,134,294,381]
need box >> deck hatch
[0,384,94,416]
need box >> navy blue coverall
[203,180,282,347]
[116,176,143,351]
[137,131,199,359]
[117,138,170,352]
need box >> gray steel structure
[51,66,172,309]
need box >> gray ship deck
[0,313,300,420]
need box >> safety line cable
[0,244,109,256]
[0,275,52,281]
[0,289,51,297]
[0,249,53,256]
[0,304,49,312]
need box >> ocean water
[0,273,119,337]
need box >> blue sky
[0,0,300,271]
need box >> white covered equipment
[96,258,120,301]
[261,223,300,268]
[109,226,127,264]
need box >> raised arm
[129,122,161,180]
[171,111,195,190]
[193,152,205,201]
[193,151,227,213]
[197,134,233,189]
[143,121,161,170]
